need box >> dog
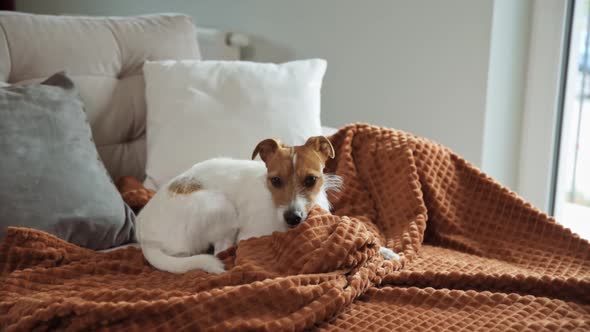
[136,136,399,274]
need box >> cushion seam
[10,73,142,84]
[0,21,13,82]
[105,19,124,78]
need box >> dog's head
[252,136,335,227]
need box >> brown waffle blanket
[1,124,589,331]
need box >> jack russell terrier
[136,136,399,274]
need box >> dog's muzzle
[283,210,303,227]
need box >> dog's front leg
[213,229,239,255]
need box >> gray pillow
[0,72,135,250]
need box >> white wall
[482,0,532,190]
[17,0,495,166]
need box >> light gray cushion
[0,72,135,250]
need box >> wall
[481,0,532,190]
[17,0,495,166]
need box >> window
[553,0,590,240]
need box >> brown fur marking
[168,177,201,195]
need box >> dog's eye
[303,175,317,188]
[270,176,282,188]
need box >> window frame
[517,0,572,214]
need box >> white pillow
[143,59,327,189]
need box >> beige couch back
[0,11,201,180]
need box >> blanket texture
[1,124,589,331]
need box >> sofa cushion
[0,72,135,250]
[0,12,201,180]
[143,59,326,188]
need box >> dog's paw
[379,247,400,261]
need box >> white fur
[316,174,342,212]
[290,194,308,218]
[136,158,333,274]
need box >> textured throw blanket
[1,124,589,331]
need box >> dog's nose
[283,210,303,226]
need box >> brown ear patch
[252,138,282,162]
[305,136,335,161]
[168,177,201,195]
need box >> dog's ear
[305,136,335,161]
[252,138,282,162]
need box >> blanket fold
[1,124,589,331]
